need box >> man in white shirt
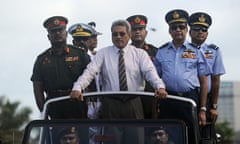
[70,19,167,144]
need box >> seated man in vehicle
[58,127,80,144]
[150,127,174,144]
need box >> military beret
[43,16,68,30]
[189,12,212,28]
[126,15,147,28]
[165,9,189,25]
[58,127,78,138]
[68,23,98,37]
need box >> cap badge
[53,19,60,25]
[134,16,141,24]
[199,14,206,23]
[173,11,180,19]
[76,25,83,32]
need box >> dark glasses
[112,32,126,37]
[170,25,186,30]
[191,26,208,32]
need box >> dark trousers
[99,96,144,144]
[200,93,217,143]
[46,98,89,144]
[100,96,144,119]
[47,99,88,119]
[167,88,200,108]
[143,82,156,119]
[167,88,200,144]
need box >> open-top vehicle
[22,91,219,144]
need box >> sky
[0,0,239,119]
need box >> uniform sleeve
[31,57,42,82]
[212,49,226,75]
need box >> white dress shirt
[72,44,165,92]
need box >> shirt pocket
[182,59,197,72]
[41,64,57,83]
[160,60,172,72]
[65,61,85,80]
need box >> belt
[167,88,198,97]
[47,89,71,98]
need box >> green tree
[215,121,235,143]
[0,96,32,144]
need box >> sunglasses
[191,26,208,32]
[170,25,186,30]
[112,32,126,37]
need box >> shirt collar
[169,41,189,49]
[113,45,130,54]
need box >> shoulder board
[208,44,219,50]
[189,43,200,49]
[159,42,169,49]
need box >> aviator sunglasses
[191,26,208,32]
[170,24,186,30]
[112,32,126,37]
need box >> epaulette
[208,44,219,50]
[189,42,200,49]
[159,42,169,49]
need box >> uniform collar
[49,46,69,55]
[169,41,188,50]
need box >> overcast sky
[0,0,239,119]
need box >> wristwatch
[200,106,207,112]
[212,104,218,109]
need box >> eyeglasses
[170,25,186,30]
[191,26,208,32]
[112,32,126,37]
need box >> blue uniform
[200,43,226,92]
[154,41,211,93]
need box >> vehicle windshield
[23,119,187,144]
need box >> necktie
[119,49,128,91]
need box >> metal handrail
[41,91,196,119]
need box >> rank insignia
[65,56,79,62]
[182,49,196,59]
[204,50,214,59]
